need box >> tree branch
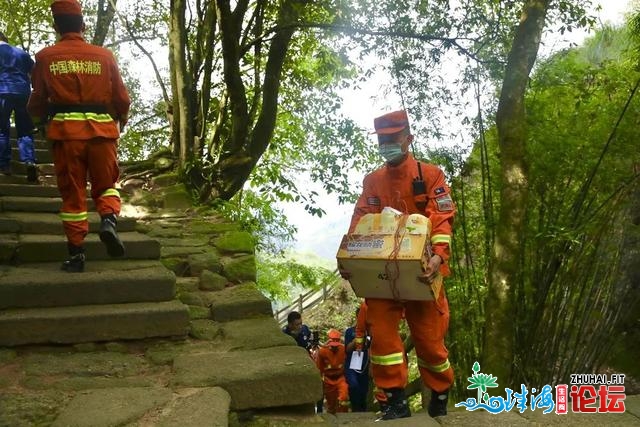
[242,22,487,63]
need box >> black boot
[376,388,411,421]
[99,214,125,257]
[428,389,449,417]
[26,162,38,183]
[61,244,85,273]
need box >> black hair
[0,32,7,43]
[53,15,84,34]
[287,311,302,323]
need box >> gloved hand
[418,254,442,284]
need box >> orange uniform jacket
[347,154,455,393]
[316,343,349,413]
[27,33,130,139]
[317,344,347,384]
[348,153,455,275]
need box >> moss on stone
[0,390,68,427]
[188,305,210,320]
[214,231,255,254]
[222,254,257,282]
[0,348,17,365]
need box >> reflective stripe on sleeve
[431,234,451,245]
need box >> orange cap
[51,0,83,16]
[373,110,410,135]
[327,329,341,346]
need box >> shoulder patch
[434,186,446,195]
[435,194,454,212]
[367,197,381,206]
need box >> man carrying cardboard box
[338,109,455,421]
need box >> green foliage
[209,189,296,255]
[0,0,52,51]
[452,23,639,389]
[256,254,339,302]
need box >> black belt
[48,104,108,115]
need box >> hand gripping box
[336,210,442,301]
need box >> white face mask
[378,143,405,162]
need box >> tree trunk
[211,0,302,200]
[483,0,550,387]
[92,0,117,46]
[169,0,194,165]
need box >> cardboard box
[336,212,441,301]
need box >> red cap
[327,329,341,346]
[51,0,83,16]
[373,110,410,135]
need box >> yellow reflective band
[101,188,120,198]
[418,357,451,373]
[51,112,114,123]
[355,338,364,343]
[59,211,88,222]
[431,234,451,245]
[370,352,404,366]
[339,400,350,406]
[327,364,332,369]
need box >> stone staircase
[0,135,324,426]
[0,137,190,345]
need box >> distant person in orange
[27,0,130,272]
[338,110,455,420]
[316,328,350,414]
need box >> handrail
[275,268,340,326]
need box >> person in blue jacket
[282,311,313,350]
[0,31,36,182]
[345,305,370,412]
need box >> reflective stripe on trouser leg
[59,211,89,248]
[337,378,350,413]
[87,139,121,216]
[366,298,408,390]
[405,296,454,392]
[53,140,90,247]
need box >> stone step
[0,211,136,234]
[0,173,57,186]
[33,138,51,150]
[0,300,190,346]
[1,232,160,263]
[12,148,53,163]
[0,260,175,309]
[171,345,322,411]
[0,183,62,197]
[9,160,55,176]
[0,195,95,213]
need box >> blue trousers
[0,94,35,168]
[345,368,369,412]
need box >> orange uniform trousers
[52,138,120,247]
[367,291,453,393]
[323,376,349,414]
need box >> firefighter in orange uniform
[338,110,455,421]
[27,0,131,272]
[316,328,350,414]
